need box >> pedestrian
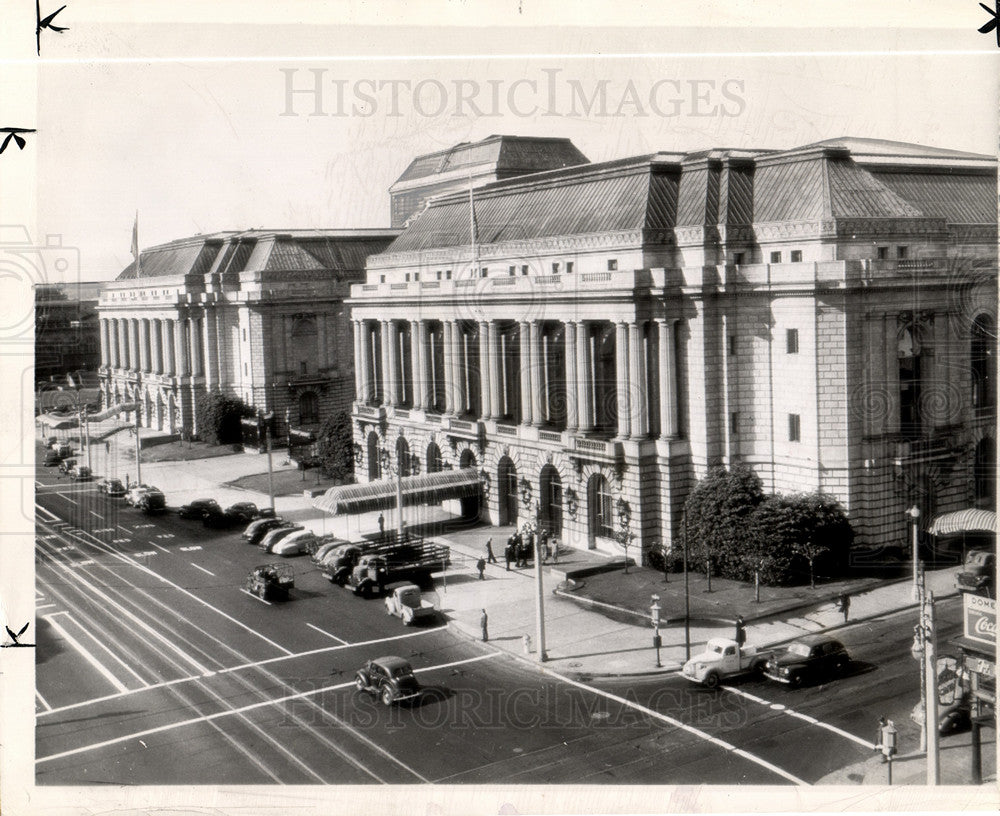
[504,541,513,571]
[735,615,746,647]
[517,538,528,568]
[527,531,535,566]
[545,536,553,562]
[539,529,549,563]
[486,537,497,564]
[377,512,385,537]
[480,609,489,642]
[476,557,486,580]
[838,593,851,623]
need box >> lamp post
[380,430,406,541]
[907,505,920,600]
[683,508,691,662]
[261,411,276,514]
[532,498,548,662]
[650,594,662,668]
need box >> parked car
[139,488,166,514]
[224,502,260,524]
[244,563,295,601]
[72,465,93,482]
[682,638,771,688]
[311,537,351,565]
[260,524,305,553]
[58,458,77,475]
[242,517,288,545]
[354,656,421,705]
[43,450,63,467]
[956,549,996,597]
[125,484,151,507]
[763,635,850,688]
[178,498,221,519]
[98,478,126,497]
[384,584,437,625]
[271,529,317,557]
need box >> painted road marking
[111,539,131,545]
[93,528,115,534]
[179,545,202,552]
[44,613,129,694]
[306,623,349,645]
[239,588,272,605]
[723,686,875,749]
[35,690,53,712]
[191,563,215,577]
[36,653,499,766]
[542,667,809,786]
[36,603,56,611]
[155,534,175,540]
[48,611,149,688]
[133,551,158,558]
[38,627,449,717]
[133,524,155,529]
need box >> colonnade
[100,314,202,378]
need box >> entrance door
[539,464,563,536]
[497,456,518,526]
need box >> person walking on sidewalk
[377,512,385,538]
[480,609,489,642]
[735,615,746,647]
[838,593,851,623]
[476,557,486,580]
[485,538,497,564]
[504,539,514,571]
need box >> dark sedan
[178,498,221,519]
[763,635,850,688]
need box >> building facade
[349,137,997,556]
[98,229,398,439]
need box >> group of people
[501,526,557,570]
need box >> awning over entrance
[313,468,482,515]
[927,508,997,536]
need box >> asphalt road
[33,453,958,786]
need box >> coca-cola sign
[963,594,997,651]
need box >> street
[34,456,962,786]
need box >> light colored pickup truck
[384,584,436,625]
[681,637,770,688]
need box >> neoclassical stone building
[98,229,398,439]
[349,137,997,556]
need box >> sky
[28,17,1000,283]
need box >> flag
[131,212,142,277]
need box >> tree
[316,410,354,483]
[790,493,853,586]
[195,392,255,445]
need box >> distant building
[349,136,997,556]
[35,281,102,383]
[97,229,398,439]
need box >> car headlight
[780,666,790,675]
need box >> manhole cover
[591,711,611,721]
[770,703,786,711]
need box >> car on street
[71,465,93,482]
[244,563,295,601]
[58,458,77,475]
[224,502,261,524]
[178,498,222,519]
[43,450,63,466]
[260,524,305,553]
[242,516,288,545]
[956,549,996,596]
[270,529,317,557]
[384,584,437,625]
[354,656,421,705]
[763,635,850,688]
[310,537,351,565]
[98,478,127,497]
[139,487,166,514]
[682,638,771,688]
[125,484,152,507]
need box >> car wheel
[703,672,720,690]
[355,675,366,692]
[788,671,803,689]
[381,688,394,706]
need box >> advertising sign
[963,594,997,651]
[937,656,960,706]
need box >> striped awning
[927,508,997,536]
[314,468,482,515]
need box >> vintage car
[225,502,265,523]
[354,656,421,705]
[71,465,93,482]
[384,584,437,625]
[682,638,771,688]
[43,449,63,467]
[58,458,77,475]
[270,529,317,557]
[98,477,127,497]
[310,537,351,565]
[956,549,996,597]
[125,484,152,507]
[244,563,295,601]
[139,487,166,514]
[178,498,221,519]
[260,524,305,553]
[763,635,850,688]
[242,517,289,545]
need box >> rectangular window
[414,272,419,281]
[897,246,909,259]
[566,261,574,274]
[300,361,308,375]
[877,246,888,260]
[733,252,745,265]
[770,251,782,264]
[728,334,737,355]
[380,274,386,283]
[730,412,739,434]
[521,265,529,276]
[481,267,488,278]
[607,259,618,271]
[788,413,801,442]
[446,270,452,280]
[508,265,516,276]
[552,262,560,274]
[790,250,803,263]
[436,270,442,280]
[404,273,410,282]
[786,328,799,354]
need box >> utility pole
[134,406,142,486]
[264,415,275,514]
[534,515,548,662]
[916,569,927,753]
[683,509,691,662]
[924,589,940,785]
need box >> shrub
[195,392,255,445]
[316,410,354,482]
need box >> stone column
[565,321,578,431]
[174,316,189,376]
[519,321,532,425]
[410,320,423,410]
[386,321,399,405]
[150,318,162,374]
[575,321,593,432]
[657,319,678,438]
[353,321,363,401]
[202,310,217,389]
[358,321,371,403]
[99,319,110,368]
[529,321,543,426]
[316,314,327,371]
[117,319,128,370]
[478,321,491,419]
[108,319,118,368]
[189,315,203,376]
[616,321,631,438]
[380,320,392,406]
[418,321,432,409]
[451,321,465,414]
[132,319,142,372]
[139,319,151,373]
[488,321,501,420]
[629,322,648,438]
[163,320,175,376]
[442,321,454,414]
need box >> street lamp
[650,594,662,668]
[683,508,691,662]
[380,430,406,541]
[907,505,920,600]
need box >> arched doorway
[539,464,563,536]
[367,432,381,481]
[497,456,518,526]
[426,442,442,473]
[396,436,412,476]
[298,391,319,425]
[460,449,476,469]
[587,474,613,549]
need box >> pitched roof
[871,171,997,224]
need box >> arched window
[539,464,563,536]
[460,449,476,469]
[972,314,996,410]
[396,436,412,476]
[587,474,614,541]
[426,442,442,474]
[975,437,996,509]
[298,391,319,425]
[290,315,318,377]
[367,432,381,481]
